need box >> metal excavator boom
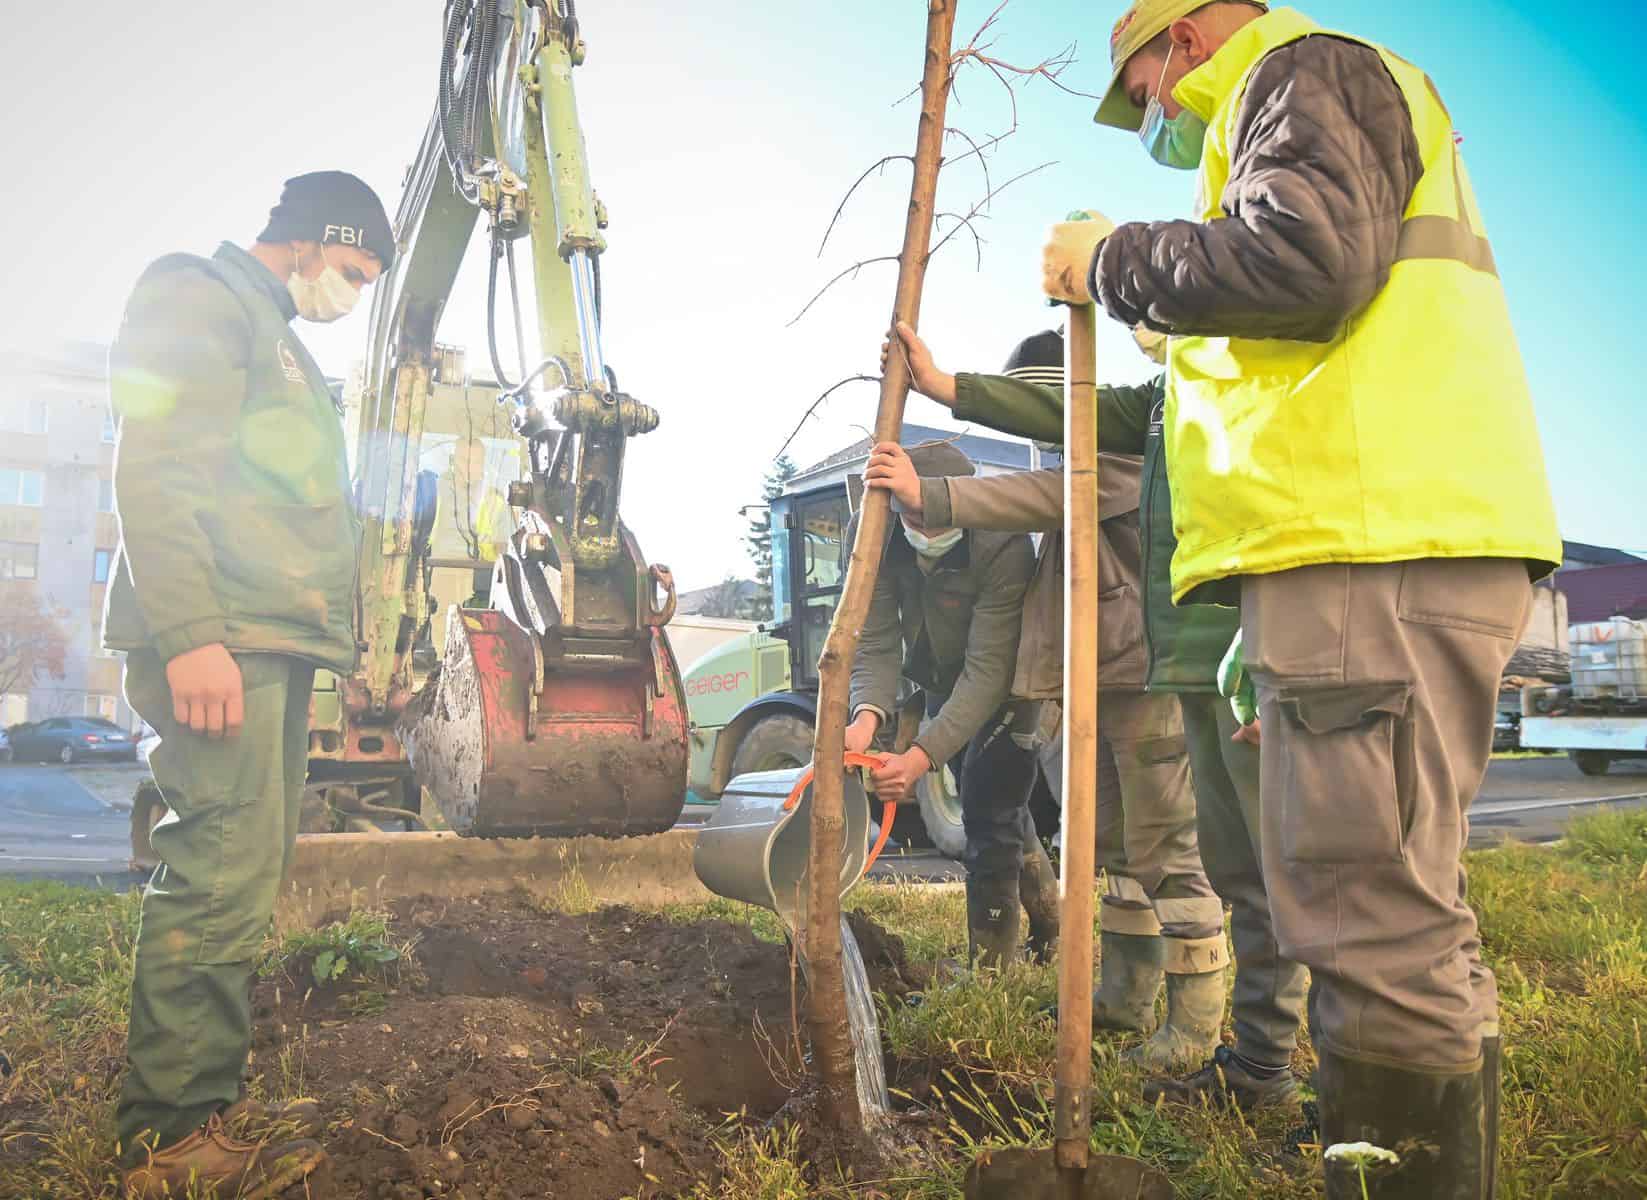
[357,0,687,838]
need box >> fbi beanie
[258,171,396,270]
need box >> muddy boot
[123,1114,326,1199]
[1318,1047,1489,1199]
[1124,936,1225,1072]
[1018,840,1060,964]
[966,874,1023,970]
[222,1093,324,1138]
[1093,930,1165,1033]
[1143,1043,1300,1111]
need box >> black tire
[1572,750,1613,777]
[916,763,967,860]
[728,712,816,780]
[129,780,168,870]
[58,744,76,766]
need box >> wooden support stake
[1053,301,1100,1176]
[805,0,960,1136]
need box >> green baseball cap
[1093,0,1268,131]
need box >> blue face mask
[1139,46,1206,170]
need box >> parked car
[0,727,11,763]
[5,717,140,764]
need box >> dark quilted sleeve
[1093,35,1423,343]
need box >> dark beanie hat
[1002,328,1065,389]
[257,171,396,270]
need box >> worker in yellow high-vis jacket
[1041,4,1561,1196]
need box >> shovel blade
[964,1148,1172,1200]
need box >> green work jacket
[103,243,360,674]
[951,370,1238,693]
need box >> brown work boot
[221,1094,324,1138]
[123,1114,326,1199]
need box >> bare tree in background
[0,589,70,714]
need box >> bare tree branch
[934,211,985,270]
[775,374,880,461]
[785,257,900,328]
[926,160,1054,262]
[816,155,915,259]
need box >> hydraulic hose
[486,236,519,391]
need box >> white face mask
[902,522,963,559]
[287,245,361,323]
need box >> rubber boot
[1018,840,1060,964]
[1093,930,1165,1033]
[1317,1047,1489,1199]
[966,874,1023,970]
[123,1114,326,1199]
[1123,935,1226,1072]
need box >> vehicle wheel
[59,744,77,765]
[1572,750,1613,777]
[729,712,814,779]
[917,763,967,860]
[129,779,169,871]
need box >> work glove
[1041,209,1116,305]
[1218,629,1258,730]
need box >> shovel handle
[1054,300,1101,1172]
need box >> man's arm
[111,266,248,661]
[1093,36,1423,343]
[955,373,1156,454]
[912,534,1034,769]
[922,468,1063,534]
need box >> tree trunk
[804,0,959,1136]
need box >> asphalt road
[2,756,1643,887]
[0,764,146,887]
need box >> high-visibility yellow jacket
[1137,9,1562,602]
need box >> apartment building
[0,341,134,731]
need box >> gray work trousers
[1242,558,1531,1068]
[1179,692,1309,1068]
[1095,688,1223,945]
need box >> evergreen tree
[744,454,797,620]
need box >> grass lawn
[2,809,1644,1198]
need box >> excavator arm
[348,0,688,837]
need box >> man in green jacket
[105,171,394,1198]
[880,321,1307,1106]
[844,441,1052,968]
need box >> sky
[2,1,1643,590]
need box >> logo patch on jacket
[278,340,305,384]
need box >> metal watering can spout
[692,753,896,935]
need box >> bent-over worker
[845,441,1057,968]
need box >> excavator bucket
[399,608,689,837]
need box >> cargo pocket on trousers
[196,663,290,965]
[1098,582,1143,670]
[1277,682,1412,865]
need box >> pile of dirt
[252,898,919,1198]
